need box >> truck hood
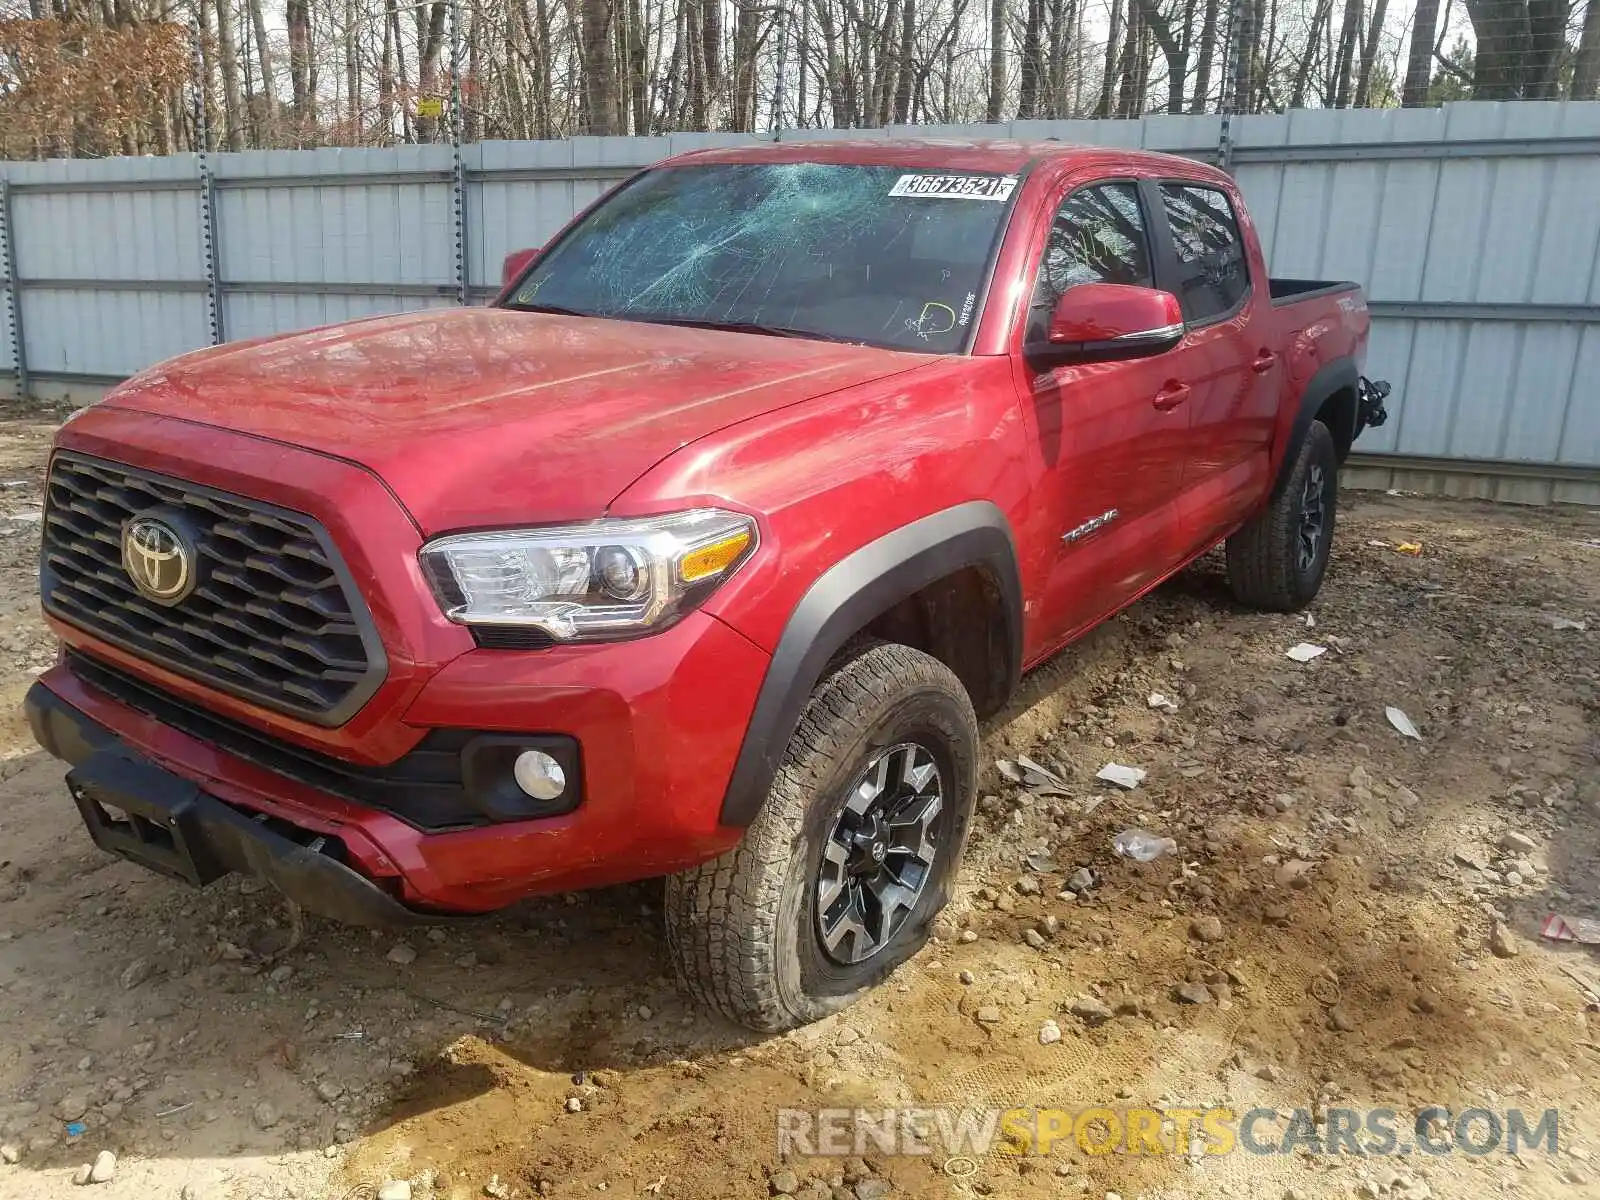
[105,308,926,533]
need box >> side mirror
[501,247,541,286]
[1031,283,1185,365]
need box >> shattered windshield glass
[505,162,1020,354]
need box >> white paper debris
[1386,706,1422,740]
[1147,692,1179,712]
[1096,763,1146,790]
[1305,613,1317,628]
[1551,617,1587,631]
[1286,643,1327,663]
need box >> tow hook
[1358,376,1391,431]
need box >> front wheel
[665,641,978,1032]
[1226,419,1338,612]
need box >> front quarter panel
[609,357,1036,657]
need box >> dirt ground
[0,402,1596,1200]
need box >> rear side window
[1158,185,1250,324]
[1028,183,1154,342]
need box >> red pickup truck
[27,139,1388,1030]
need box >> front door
[1019,180,1200,650]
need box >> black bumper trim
[27,681,425,929]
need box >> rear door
[1148,181,1280,546]
[1016,180,1202,650]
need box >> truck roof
[663,137,1225,181]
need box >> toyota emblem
[122,515,196,605]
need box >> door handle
[1153,381,1192,411]
[1250,350,1278,375]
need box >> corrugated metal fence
[2,101,1598,503]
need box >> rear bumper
[28,683,422,928]
[27,609,770,916]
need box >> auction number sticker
[888,173,1019,201]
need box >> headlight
[419,508,757,641]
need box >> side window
[1158,184,1250,324]
[1028,183,1153,342]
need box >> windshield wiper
[637,315,864,344]
[507,301,592,317]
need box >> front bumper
[29,682,422,927]
[28,609,770,917]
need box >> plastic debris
[1395,542,1423,555]
[1367,539,1391,548]
[1025,851,1055,874]
[1286,643,1327,663]
[64,1122,86,1138]
[1113,828,1177,861]
[1015,754,1069,793]
[1147,692,1179,712]
[1096,763,1146,789]
[1551,617,1588,631]
[1541,914,1600,944]
[995,759,1023,783]
[1385,706,1422,740]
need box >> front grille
[66,650,486,831]
[42,451,385,726]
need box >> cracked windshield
[507,162,1019,352]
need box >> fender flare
[717,500,1023,827]
[1271,357,1359,499]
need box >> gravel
[1069,996,1113,1025]
[1175,982,1213,1004]
[385,944,418,965]
[1038,1019,1062,1045]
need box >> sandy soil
[0,402,1596,1200]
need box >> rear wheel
[1226,419,1338,612]
[665,641,978,1031]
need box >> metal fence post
[449,0,470,306]
[0,179,28,400]
[192,23,225,344]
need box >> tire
[665,641,978,1032]
[1226,419,1338,612]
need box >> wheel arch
[717,501,1022,827]
[1273,357,1360,500]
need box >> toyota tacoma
[27,140,1389,1030]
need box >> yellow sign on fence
[415,97,443,118]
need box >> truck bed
[1269,277,1361,306]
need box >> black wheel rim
[815,743,943,965]
[1297,463,1328,576]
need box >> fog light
[513,749,567,800]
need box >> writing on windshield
[507,162,1019,353]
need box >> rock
[1066,867,1094,893]
[1255,1063,1281,1082]
[88,1151,116,1184]
[637,1005,653,1021]
[565,1097,583,1113]
[770,1168,800,1195]
[958,930,978,944]
[385,944,418,965]
[72,1164,93,1186]
[975,1006,1002,1025]
[1348,765,1372,790]
[1329,1007,1357,1032]
[251,1101,279,1129]
[377,1182,412,1200]
[1190,915,1224,943]
[0,1143,18,1164]
[315,1080,344,1103]
[1284,1188,1308,1200]
[1505,871,1524,887]
[1264,903,1292,926]
[1453,847,1487,870]
[1038,1019,1062,1045]
[1273,794,1296,813]
[1015,875,1041,896]
[1489,922,1518,959]
[958,970,975,986]
[119,958,154,990]
[1174,982,1213,1005]
[485,1176,511,1199]
[54,1093,90,1122]
[1499,831,1537,854]
[1069,997,1113,1025]
[269,965,294,984]
[854,1181,890,1200]
[1274,860,1314,888]
[1023,929,1047,950]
